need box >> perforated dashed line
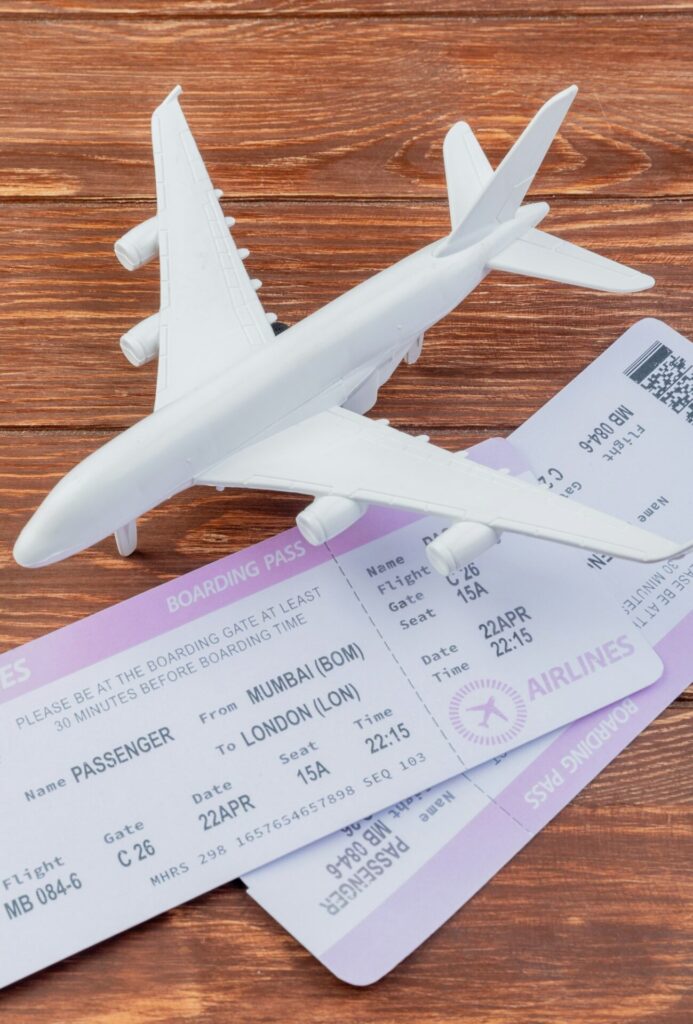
[325,543,463,763]
[460,770,533,835]
[326,542,533,835]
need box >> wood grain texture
[1,2,692,1019]
[1,1,693,15]
[0,17,691,200]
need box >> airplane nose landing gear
[114,521,138,557]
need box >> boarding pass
[0,428,664,986]
[243,318,693,984]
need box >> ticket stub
[0,437,661,986]
[243,318,693,985]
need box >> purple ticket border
[0,531,332,705]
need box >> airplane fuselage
[14,229,506,567]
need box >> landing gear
[114,520,138,557]
[405,333,424,365]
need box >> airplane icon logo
[449,678,527,746]
[467,696,509,729]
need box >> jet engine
[120,312,160,367]
[426,522,499,575]
[296,496,367,546]
[114,216,159,271]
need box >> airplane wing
[195,407,693,564]
[151,86,276,409]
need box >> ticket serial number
[232,787,358,847]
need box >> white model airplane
[13,85,693,573]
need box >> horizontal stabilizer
[488,228,655,293]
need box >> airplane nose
[13,411,172,569]
[13,514,53,568]
[13,438,142,568]
[13,477,83,568]
[14,521,40,568]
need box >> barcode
[624,341,693,423]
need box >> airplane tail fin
[439,85,577,255]
[437,85,654,292]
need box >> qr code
[624,342,693,425]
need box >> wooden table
[1,2,691,1020]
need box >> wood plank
[0,796,691,1020]
[0,17,691,200]
[1,198,690,430]
[0,1,692,14]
